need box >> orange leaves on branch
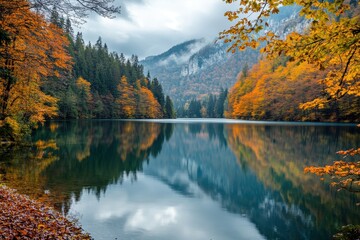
[219,0,283,52]
[221,0,360,109]
[304,149,360,192]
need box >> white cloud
[75,0,237,59]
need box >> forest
[223,0,360,122]
[177,88,228,118]
[1,0,359,239]
[226,57,360,122]
[0,0,175,142]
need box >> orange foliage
[138,87,162,119]
[115,76,136,118]
[221,0,360,108]
[226,57,360,121]
[115,122,161,161]
[76,77,91,97]
[225,124,360,215]
[0,186,90,239]
[304,148,360,192]
[115,76,163,119]
[0,0,72,138]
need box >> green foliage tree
[215,88,228,118]
[242,63,249,78]
[164,96,175,119]
[188,99,202,118]
[206,94,216,118]
[52,19,172,120]
[0,0,174,143]
[151,78,165,108]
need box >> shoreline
[0,185,91,239]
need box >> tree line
[226,57,360,122]
[177,88,228,118]
[0,1,174,142]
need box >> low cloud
[75,0,237,59]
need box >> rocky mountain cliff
[140,5,308,108]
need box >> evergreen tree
[215,88,228,118]
[188,99,202,118]
[165,96,175,119]
[151,78,165,108]
[206,94,216,118]
[36,22,173,120]
[242,63,249,78]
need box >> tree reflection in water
[0,120,359,239]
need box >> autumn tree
[115,76,136,118]
[220,0,360,109]
[0,0,71,141]
[137,87,163,119]
[221,0,360,213]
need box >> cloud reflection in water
[70,173,265,240]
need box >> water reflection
[0,120,359,239]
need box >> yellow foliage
[304,159,360,191]
[221,0,360,109]
[0,0,72,139]
[116,76,136,118]
[138,87,162,119]
[76,77,91,97]
[227,58,328,120]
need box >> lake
[1,119,359,239]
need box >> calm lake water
[1,119,360,239]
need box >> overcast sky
[75,0,236,59]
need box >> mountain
[140,5,308,108]
[141,39,259,107]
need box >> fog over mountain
[140,5,308,108]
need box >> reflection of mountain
[1,121,359,240]
[143,123,360,240]
[1,121,173,213]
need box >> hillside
[141,39,259,107]
[226,58,360,122]
[140,5,308,108]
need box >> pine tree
[206,94,216,118]
[215,88,228,118]
[151,78,165,108]
[165,96,175,119]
